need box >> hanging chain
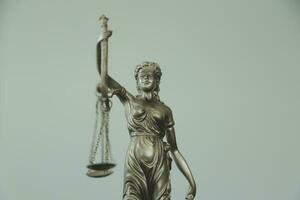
[101,97,113,163]
[88,94,112,164]
[88,95,101,164]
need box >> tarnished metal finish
[87,15,115,178]
[95,15,196,200]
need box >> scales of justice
[86,15,197,200]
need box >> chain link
[88,95,113,164]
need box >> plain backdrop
[0,0,300,200]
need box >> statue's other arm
[165,113,197,199]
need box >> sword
[97,15,113,108]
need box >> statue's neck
[140,91,154,101]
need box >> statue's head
[134,62,162,98]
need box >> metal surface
[87,163,116,171]
[86,169,113,178]
[92,15,197,200]
[86,15,115,178]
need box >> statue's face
[137,67,156,92]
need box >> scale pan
[87,163,116,170]
[86,169,113,178]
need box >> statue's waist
[129,131,164,139]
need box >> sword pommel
[98,15,112,42]
[99,15,108,28]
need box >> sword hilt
[97,15,113,98]
[98,15,112,42]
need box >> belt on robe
[130,132,163,139]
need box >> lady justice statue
[87,15,196,200]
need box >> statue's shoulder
[159,101,173,114]
[158,101,175,126]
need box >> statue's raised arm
[96,15,133,104]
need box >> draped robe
[120,91,174,200]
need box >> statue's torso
[125,96,173,137]
[124,96,173,168]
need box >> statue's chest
[127,100,167,125]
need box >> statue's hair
[134,61,162,100]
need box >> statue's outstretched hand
[96,83,114,98]
[185,185,196,200]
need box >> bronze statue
[87,15,196,200]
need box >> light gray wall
[1,0,300,199]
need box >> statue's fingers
[185,194,194,200]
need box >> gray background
[0,0,300,199]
